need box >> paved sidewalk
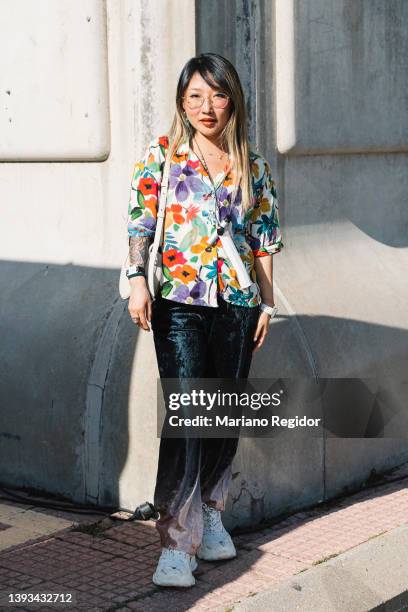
[0,464,407,611]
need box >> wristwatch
[260,303,278,318]
[126,265,146,278]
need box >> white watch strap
[260,303,278,318]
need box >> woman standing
[126,53,283,587]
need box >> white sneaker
[152,548,197,587]
[197,503,237,561]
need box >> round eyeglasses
[183,92,230,110]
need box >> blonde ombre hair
[167,53,253,213]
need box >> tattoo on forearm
[129,236,152,267]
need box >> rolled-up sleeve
[247,158,284,257]
[127,138,165,239]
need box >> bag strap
[149,144,172,256]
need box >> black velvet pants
[151,294,260,555]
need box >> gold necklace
[206,151,227,159]
[193,138,230,187]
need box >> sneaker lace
[160,547,190,569]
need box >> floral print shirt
[127,135,284,308]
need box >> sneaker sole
[152,574,196,588]
[196,550,237,561]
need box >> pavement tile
[197,549,307,587]
[127,602,149,610]
[140,584,212,608]
[102,520,159,547]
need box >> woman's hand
[128,277,152,331]
[253,255,276,351]
[253,311,271,352]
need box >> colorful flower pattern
[127,135,284,307]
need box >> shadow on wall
[0,259,407,514]
[279,151,408,249]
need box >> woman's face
[182,71,232,141]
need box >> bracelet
[126,265,145,278]
[127,271,146,279]
[260,303,278,318]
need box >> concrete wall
[0,0,407,528]
[196,0,408,528]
